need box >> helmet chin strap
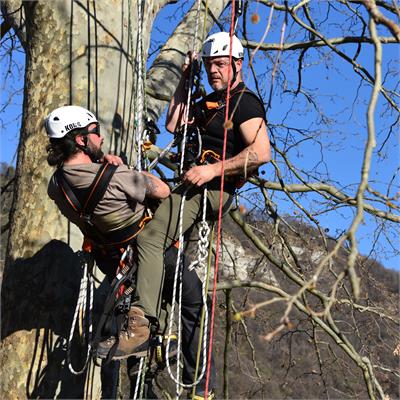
[230,59,238,88]
[76,136,101,163]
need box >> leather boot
[96,307,149,360]
[111,306,150,359]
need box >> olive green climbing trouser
[135,184,232,318]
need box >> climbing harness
[58,162,151,367]
[55,163,149,246]
[56,162,117,244]
[91,243,139,363]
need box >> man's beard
[212,82,228,91]
[86,142,104,162]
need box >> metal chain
[165,188,211,394]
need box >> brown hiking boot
[96,336,116,359]
[112,306,150,359]
[108,306,150,360]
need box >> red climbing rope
[204,1,237,398]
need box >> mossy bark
[1,1,157,398]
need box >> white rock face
[311,250,325,263]
[290,246,304,256]
[218,239,278,285]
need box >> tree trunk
[0,0,227,397]
[0,1,163,398]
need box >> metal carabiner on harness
[80,212,93,226]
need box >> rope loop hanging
[67,251,94,375]
[133,356,147,400]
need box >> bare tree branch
[1,1,26,48]
[345,16,382,299]
[360,0,400,40]
[249,177,400,223]
[242,35,397,51]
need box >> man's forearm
[141,171,170,199]
[166,76,189,133]
[212,146,263,177]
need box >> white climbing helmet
[201,31,244,59]
[45,105,98,139]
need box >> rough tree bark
[0,0,226,398]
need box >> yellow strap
[205,101,220,110]
[139,215,152,228]
[164,333,178,341]
[156,345,163,363]
[192,392,214,400]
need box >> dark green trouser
[135,184,232,318]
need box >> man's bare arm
[219,148,260,177]
[182,117,271,187]
[214,117,271,176]
[141,171,170,199]
[166,75,189,133]
[166,52,198,133]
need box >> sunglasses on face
[87,124,101,137]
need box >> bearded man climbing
[45,105,170,361]
[132,31,271,398]
[45,105,218,399]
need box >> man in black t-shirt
[166,31,270,188]
[133,32,271,399]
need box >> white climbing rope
[134,0,145,171]
[67,252,94,375]
[165,187,210,393]
[133,356,146,400]
[164,1,213,394]
[127,0,146,170]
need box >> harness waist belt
[92,219,143,247]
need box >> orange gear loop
[139,215,152,228]
[141,140,153,151]
[200,149,221,164]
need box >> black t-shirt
[196,82,266,160]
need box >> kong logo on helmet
[65,122,82,132]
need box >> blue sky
[1,1,399,270]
